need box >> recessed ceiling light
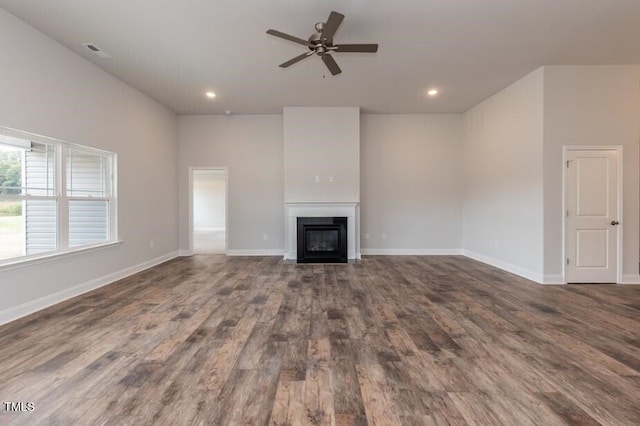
[205,91,216,99]
[427,88,439,97]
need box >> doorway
[563,147,622,283]
[191,168,227,254]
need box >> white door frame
[562,146,623,284]
[188,167,229,254]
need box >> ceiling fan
[266,11,378,76]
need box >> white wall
[179,113,466,256]
[0,8,178,316]
[543,65,640,283]
[360,114,463,253]
[193,170,226,230]
[178,115,284,254]
[284,107,360,203]
[462,69,545,281]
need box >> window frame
[0,127,118,268]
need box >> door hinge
[566,210,569,218]
[566,258,570,265]
[566,160,572,168]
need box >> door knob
[611,220,620,226]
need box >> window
[0,128,117,265]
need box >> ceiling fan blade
[334,44,378,53]
[321,54,341,75]
[279,51,314,68]
[321,11,344,41]
[266,29,310,46]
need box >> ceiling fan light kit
[267,11,378,76]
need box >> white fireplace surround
[284,202,360,261]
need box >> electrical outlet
[149,240,155,248]
[329,176,334,183]
[263,233,269,240]
[315,176,320,183]
[382,233,388,240]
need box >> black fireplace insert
[297,217,347,263]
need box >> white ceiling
[2,0,640,115]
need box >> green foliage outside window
[0,202,21,216]
[0,151,21,195]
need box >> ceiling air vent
[82,43,110,58]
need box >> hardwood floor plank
[536,392,602,426]
[270,379,306,425]
[356,363,402,425]
[304,339,335,425]
[332,358,367,424]
[447,392,504,425]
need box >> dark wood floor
[1,255,639,425]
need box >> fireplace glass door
[297,217,347,263]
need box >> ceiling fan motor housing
[308,31,328,48]
[308,24,334,55]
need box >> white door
[565,149,619,283]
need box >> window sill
[0,240,124,273]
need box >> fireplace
[297,217,347,263]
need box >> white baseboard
[194,227,225,232]
[361,248,462,256]
[621,274,640,284]
[542,274,566,285]
[226,249,285,256]
[0,251,179,327]
[181,249,286,257]
[461,250,543,284]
